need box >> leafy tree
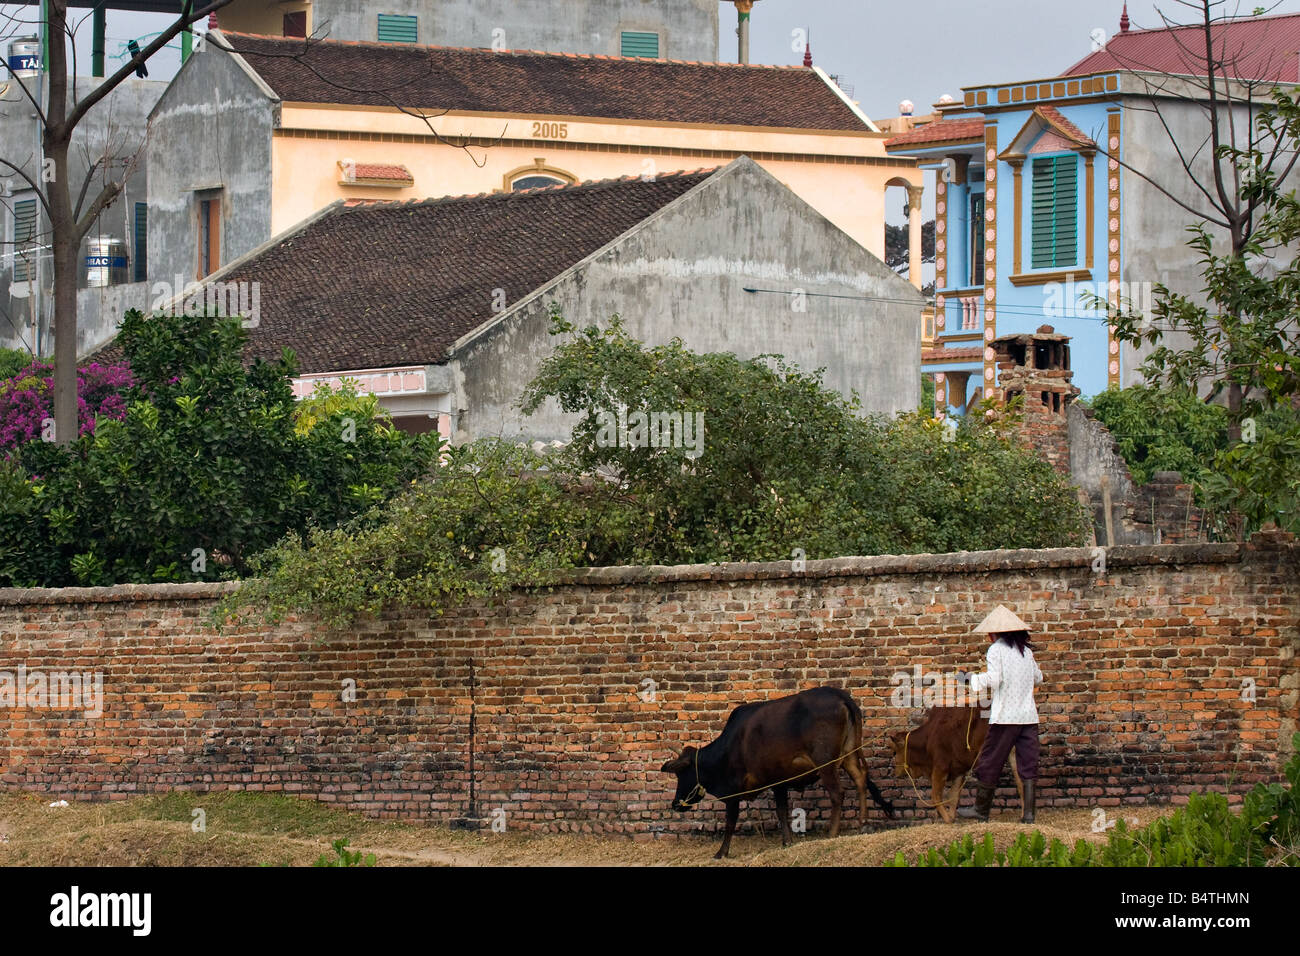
[229,313,1089,630]
[0,349,38,382]
[1108,88,1300,533]
[0,309,438,587]
[884,219,935,274]
[1083,385,1229,485]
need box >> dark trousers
[975,723,1039,785]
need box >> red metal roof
[886,117,986,150]
[1063,12,1300,81]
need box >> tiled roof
[218,32,868,131]
[922,346,982,363]
[1035,106,1094,148]
[340,162,414,185]
[885,117,986,150]
[97,170,715,374]
[1063,12,1300,81]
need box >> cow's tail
[843,689,895,818]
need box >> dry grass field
[0,790,1178,867]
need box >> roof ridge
[1115,9,1300,35]
[221,30,811,71]
[336,167,720,214]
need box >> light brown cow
[889,705,1024,823]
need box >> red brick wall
[2,534,1296,835]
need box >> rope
[684,738,872,805]
[900,708,984,812]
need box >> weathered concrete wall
[1118,93,1292,392]
[1,535,1295,833]
[0,76,164,355]
[312,0,719,60]
[146,42,276,299]
[1067,403,1202,546]
[450,157,923,442]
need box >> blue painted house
[887,8,1300,416]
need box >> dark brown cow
[661,687,895,858]
[889,705,1023,823]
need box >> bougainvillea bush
[0,360,133,450]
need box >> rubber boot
[957,783,995,821]
[1021,780,1036,824]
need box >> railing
[936,288,982,334]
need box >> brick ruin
[994,325,1202,546]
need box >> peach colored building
[146,31,923,292]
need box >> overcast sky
[5,1,1300,115]
[6,1,1300,114]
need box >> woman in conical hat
[957,605,1042,823]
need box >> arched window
[511,174,566,191]
[503,159,576,193]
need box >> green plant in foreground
[312,838,376,867]
[887,733,1300,867]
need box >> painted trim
[273,127,918,167]
[1084,151,1095,270]
[983,123,998,398]
[1008,268,1093,287]
[502,158,578,191]
[1107,110,1122,388]
[812,66,880,132]
[1010,159,1024,276]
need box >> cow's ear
[660,747,694,773]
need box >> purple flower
[0,360,134,452]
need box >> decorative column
[1106,111,1122,388]
[982,123,999,400]
[1009,159,1024,276]
[906,183,924,290]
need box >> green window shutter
[1030,155,1078,269]
[620,31,660,58]
[11,198,36,283]
[378,14,418,43]
[134,202,148,282]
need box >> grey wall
[1119,92,1284,391]
[146,42,276,306]
[1,75,164,355]
[313,0,719,60]
[449,157,922,443]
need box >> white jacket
[969,640,1043,724]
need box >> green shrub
[226,315,1089,630]
[887,733,1300,867]
[312,838,376,867]
[0,310,439,587]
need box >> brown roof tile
[96,170,715,374]
[218,32,867,131]
[886,116,987,150]
[1035,106,1095,148]
[922,346,982,363]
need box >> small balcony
[935,287,983,336]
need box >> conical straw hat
[973,604,1030,633]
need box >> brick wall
[1,534,1296,836]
